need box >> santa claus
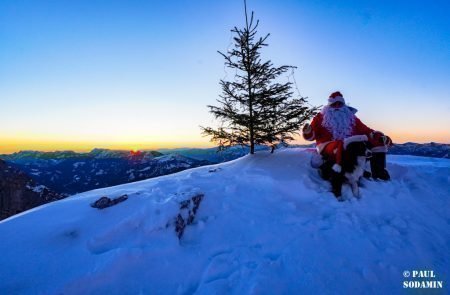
[303,91,392,181]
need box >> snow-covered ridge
[1,150,208,195]
[389,142,449,158]
[0,148,448,294]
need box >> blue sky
[1,0,449,152]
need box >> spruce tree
[202,4,317,154]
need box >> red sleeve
[354,116,373,136]
[310,113,332,143]
[310,113,322,131]
[302,113,321,141]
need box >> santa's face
[330,101,344,109]
[321,104,355,140]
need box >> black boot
[370,152,390,181]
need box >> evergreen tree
[202,3,318,154]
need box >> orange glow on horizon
[1,132,448,154]
[0,137,216,154]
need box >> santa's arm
[355,117,393,147]
[302,114,320,141]
[354,117,374,136]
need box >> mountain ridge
[1,150,210,195]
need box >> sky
[1,0,449,153]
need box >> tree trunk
[249,107,254,154]
[247,55,254,155]
[245,7,254,155]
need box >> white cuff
[371,146,388,153]
[344,135,368,150]
[332,163,342,173]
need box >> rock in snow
[90,195,129,209]
[0,148,448,294]
[174,193,204,239]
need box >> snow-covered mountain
[0,148,448,294]
[1,149,210,195]
[389,142,448,158]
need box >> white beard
[321,105,356,140]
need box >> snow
[95,169,105,175]
[0,148,449,294]
[30,169,41,176]
[73,162,86,168]
[25,184,46,193]
[32,185,46,193]
[156,154,190,163]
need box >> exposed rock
[90,194,128,209]
[174,193,204,239]
[0,159,63,220]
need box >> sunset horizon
[1,1,449,154]
[1,135,448,154]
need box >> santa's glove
[303,123,311,133]
[383,135,392,146]
[370,131,392,147]
[302,123,315,141]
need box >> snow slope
[0,148,449,294]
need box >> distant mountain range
[388,142,448,158]
[157,145,272,163]
[1,149,210,196]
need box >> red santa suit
[303,92,391,173]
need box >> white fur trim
[328,96,345,105]
[347,106,358,114]
[332,163,342,173]
[343,135,368,150]
[371,146,388,153]
[316,141,332,154]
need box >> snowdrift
[0,148,449,294]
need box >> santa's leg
[318,160,334,180]
[370,152,390,181]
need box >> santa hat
[328,91,345,105]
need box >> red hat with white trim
[328,91,345,105]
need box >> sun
[129,146,140,152]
